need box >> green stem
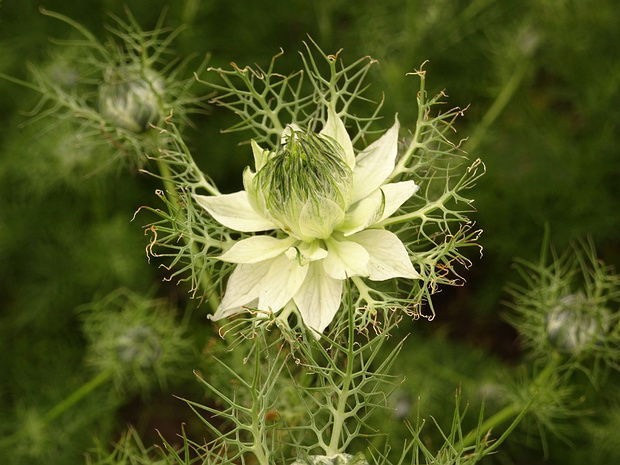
[0,369,113,450]
[351,276,372,304]
[377,190,455,227]
[39,7,112,62]
[465,59,528,154]
[457,352,563,451]
[390,72,426,178]
[466,403,520,448]
[326,302,356,455]
[154,153,245,369]
[155,156,220,314]
[249,341,271,465]
[43,369,113,423]
[0,72,42,93]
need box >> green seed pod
[98,65,165,133]
[253,130,353,241]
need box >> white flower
[195,108,420,334]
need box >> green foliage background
[1,0,619,464]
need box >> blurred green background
[1,0,619,463]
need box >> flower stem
[153,150,246,368]
[249,341,271,465]
[464,58,528,154]
[0,369,113,450]
[154,156,220,314]
[326,302,356,455]
[44,369,113,423]
[457,352,563,451]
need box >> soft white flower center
[253,130,353,241]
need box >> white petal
[293,261,343,335]
[241,166,255,192]
[378,180,419,222]
[320,106,355,170]
[297,240,329,261]
[338,189,385,236]
[281,123,302,143]
[194,192,276,232]
[297,198,345,240]
[349,229,420,280]
[210,261,270,320]
[323,236,370,280]
[286,240,329,266]
[220,235,298,264]
[351,117,400,203]
[242,167,277,228]
[258,254,309,312]
[251,140,269,171]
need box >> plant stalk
[0,369,113,450]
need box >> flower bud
[545,293,609,354]
[116,325,162,370]
[98,65,165,133]
[292,453,369,465]
[253,130,353,241]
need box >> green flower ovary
[99,65,165,133]
[254,130,353,237]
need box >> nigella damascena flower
[195,108,420,334]
[98,65,164,133]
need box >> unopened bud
[253,130,353,241]
[545,293,609,354]
[116,325,162,370]
[99,65,164,133]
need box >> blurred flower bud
[292,453,369,465]
[80,289,190,394]
[116,325,162,370]
[98,65,165,133]
[545,293,609,354]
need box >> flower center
[254,130,353,239]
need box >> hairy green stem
[457,352,563,451]
[390,69,427,179]
[326,302,357,455]
[155,156,220,314]
[465,59,528,154]
[377,189,460,227]
[153,150,246,371]
[249,344,271,465]
[0,369,113,450]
